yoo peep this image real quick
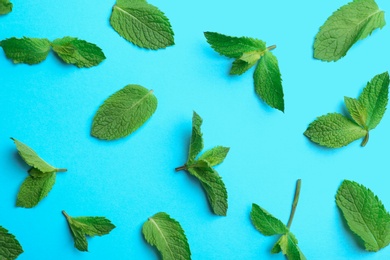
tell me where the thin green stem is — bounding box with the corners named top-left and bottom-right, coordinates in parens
top-left (57, 168), bottom-right (67, 172)
top-left (267, 45), bottom-right (276, 51)
top-left (175, 165), bottom-right (186, 172)
top-left (361, 131), bottom-right (369, 147)
top-left (287, 179), bottom-right (302, 229)
top-left (62, 210), bottom-right (69, 219)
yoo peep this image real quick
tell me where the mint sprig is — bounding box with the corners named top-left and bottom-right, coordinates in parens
top-left (175, 112), bottom-right (229, 216)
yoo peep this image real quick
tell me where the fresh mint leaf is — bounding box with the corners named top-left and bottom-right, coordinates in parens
top-left (175, 112), bottom-right (229, 216)
top-left (0, 37), bottom-right (51, 64)
top-left (304, 72), bottom-right (389, 148)
top-left (358, 72), bottom-right (389, 130)
top-left (198, 146), bottom-right (229, 167)
top-left (11, 138), bottom-right (66, 173)
top-left (254, 51), bottom-right (284, 111)
top-left (0, 0), bottom-right (12, 15)
top-left (336, 180), bottom-right (390, 251)
top-left (51, 37), bottom-right (105, 68)
top-left (62, 211), bottom-right (115, 252)
top-left (91, 84), bottom-right (158, 140)
top-left (142, 212), bottom-right (191, 260)
top-left (314, 0), bottom-right (385, 61)
top-left (110, 0), bottom-right (174, 49)
top-left (204, 32), bottom-right (284, 111)
top-left (0, 226), bottom-right (23, 259)
top-left (304, 113), bottom-right (367, 148)
top-left (251, 180), bottom-right (305, 260)
top-left (16, 171), bottom-right (56, 208)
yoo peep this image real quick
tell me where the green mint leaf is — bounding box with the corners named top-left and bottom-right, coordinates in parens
top-left (198, 146), bottom-right (229, 167)
top-left (0, 226), bottom-right (23, 260)
top-left (344, 97), bottom-right (367, 127)
top-left (0, 0), bottom-right (12, 15)
top-left (16, 171), bottom-right (56, 208)
top-left (11, 138), bottom-right (66, 173)
top-left (188, 160), bottom-right (228, 216)
top-left (250, 203), bottom-right (288, 236)
top-left (358, 72), bottom-right (389, 130)
top-left (62, 211), bottom-right (115, 252)
top-left (187, 111), bottom-right (203, 164)
top-left (314, 0), bottom-right (385, 61)
top-left (304, 113), bottom-right (367, 148)
top-left (204, 32), bottom-right (266, 59)
top-left (0, 37), bottom-right (51, 64)
top-left (254, 51), bottom-right (284, 112)
top-left (142, 212), bottom-right (191, 260)
top-left (271, 232), bottom-right (306, 260)
top-left (91, 84), bottom-right (158, 140)
top-left (336, 180), bottom-right (390, 251)
top-left (229, 59), bottom-right (257, 75)
top-left (51, 37), bottom-right (105, 68)
top-left (110, 0), bottom-right (174, 50)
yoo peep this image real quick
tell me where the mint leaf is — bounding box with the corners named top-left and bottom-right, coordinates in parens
top-left (304, 113), bottom-right (367, 148)
top-left (62, 211), bottom-right (115, 252)
top-left (11, 138), bottom-right (66, 173)
top-left (188, 160), bottom-right (228, 216)
top-left (254, 51), bottom-right (284, 111)
top-left (344, 97), bottom-right (367, 127)
top-left (188, 111), bottom-right (203, 164)
top-left (91, 84), bottom-right (158, 140)
top-left (204, 32), bottom-right (284, 111)
top-left (358, 72), bottom-right (389, 130)
top-left (314, 0), bottom-right (385, 61)
top-left (251, 180), bottom-right (305, 259)
top-left (142, 212), bottom-right (191, 260)
top-left (0, 37), bottom-right (51, 64)
top-left (198, 146), bottom-right (229, 167)
top-left (0, 0), bottom-right (12, 15)
top-left (250, 203), bottom-right (288, 236)
top-left (51, 37), bottom-right (105, 68)
top-left (110, 0), bottom-right (174, 49)
top-left (204, 32), bottom-right (266, 59)
top-left (336, 180), bottom-right (390, 251)
top-left (0, 226), bottom-right (23, 260)
top-left (175, 112), bottom-right (229, 216)
top-left (16, 171), bottom-right (56, 208)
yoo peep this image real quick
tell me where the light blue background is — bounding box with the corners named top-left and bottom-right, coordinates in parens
top-left (1, 0), bottom-right (390, 259)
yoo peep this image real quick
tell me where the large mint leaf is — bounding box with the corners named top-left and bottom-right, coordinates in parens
top-left (0, 37), bottom-right (51, 64)
top-left (0, 226), bottom-right (23, 260)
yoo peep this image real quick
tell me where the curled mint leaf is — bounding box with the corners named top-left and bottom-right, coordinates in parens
top-left (142, 212), bottom-right (191, 260)
top-left (0, 225), bottom-right (23, 259)
top-left (62, 211), bottom-right (115, 252)
top-left (91, 84), bottom-right (158, 140)
top-left (110, 0), bottom-right (174, 49)
top-left (314, 0), bottom-right (385, 61)
top-left (0, 0), bottom-right (12, 15)
top-left (175, 112), bottom-right (229, 216)
top-left (204, 32), bottom-right (284, 111)
top-left (51, 37), bottom-right (105, 68)
top-left (336, 180), bottom-right (390, 251)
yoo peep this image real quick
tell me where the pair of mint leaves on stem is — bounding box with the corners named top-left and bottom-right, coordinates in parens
top-left (305, 72), bottom-right (389, 148)
top-left (0, 225), bottom-right (23, 260)
top-left (205, 32), bottom-right (284, 112)
top-left (11, 138), bottom-right (67, 208)
top-left (337, 180), bottom-right (390, 252)
top-left (314, 0), bottom-right (385, 61)
top-left (0, 37), bottom-right (105, 67)
top-left (175, 112), bottom-right (230, 216)
top-left (251, 180), bottom-right (306, 260)
top-left (110, 0), bottom-right (174, 50)
top-left (0, 0), bottom-right (12, 15)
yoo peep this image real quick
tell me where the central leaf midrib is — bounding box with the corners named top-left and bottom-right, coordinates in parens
top-left (149, 218), bottom-right (175, 258)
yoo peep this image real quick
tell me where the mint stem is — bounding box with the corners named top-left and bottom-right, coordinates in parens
top-left (57, 168), bottom-right (67, 172)
top-left (267, 45), bottom-right (276, 51)
top-left (287, 179), bottom-right (302, 229)
top-left (361, 132), bottom-right (369, 147)
top-left (175, 165), bottom-right (186, 172)
top-left (62, 210), bottom-right (69, 219)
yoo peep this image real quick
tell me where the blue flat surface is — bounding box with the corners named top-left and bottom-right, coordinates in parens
top-left (1, 0), bottom-right (390, 259)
